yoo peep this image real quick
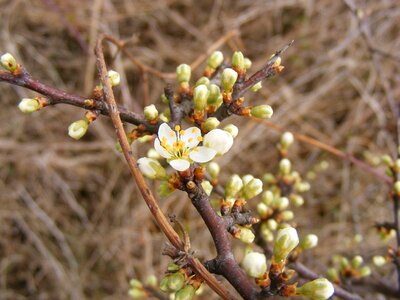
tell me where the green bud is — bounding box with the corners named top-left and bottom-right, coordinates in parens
top-left (208, 84), bottom-right (222, 105)
top-left (225, 174), bottom-right (243, 198)
top-left (273, 226), bottom-right (299, 262)
top-left (206, 162), bottom-right (220, 179)
top-left (266, 219), bottom-right (278, 231)
top-left (207, 51), bottom-right (224, 69)
top-left (137, 157), bottom-right (168, 180)
top-left (242, 174), bottom-right (254, 185)
top-left (159, 276), bottom-right (170, 292)
top-left (176, 64), bottom-right (191, 83)
top-left (372, 255), bottom-right (387, 267)
top-left (203, 117), bottom-right (220, 132)
top-left (129, 279), bottom-right (143, 289)
top-left (167, 272), bottom-right (185, 291)
top-left (250, 81), bottom-right (262, 92)
top-left (0, 53), bottom-right (17, 72)
top-left (359, 266), bottom-right (371, 277)
top-left (144, 104), bottom-right (159, 121)
top-left (242, 178), bottom-right (263, 200)
top-left (146, 275), bottom-right (157, 287)
top-left (279, 158), bottom-right (291, 175)
top-left (300, 234), bottom-right (318, 249)
top-left (221, 68), bottom-right (238, 91)
top-left (223, 124), bottom-right (239, 138)
top-left (257, 203), bottom-right (269, 218)
top-left (351, 255), bottom-right (363, 269)
top-left (68, 120), bottom-right (89, 140)
top-left (193, 84), bottom-right (209, 111)
top-left (161, 93), bottom-right (169, 104)
top-left (326, 268), bottom-right (339, 282)
top-left (128, 288), bottom-right (146, 298)
top-left (18, 98), bottom-right (40, 113)
top-left (261, 223), bottom-right (274, 242)
top-left (296, 278), bottom-right (334, 300)
top-left (244, 57), bottom-right (252, 69)
top-left (262, 190), bottom-right (274, 205)
top-left (281, 132), bottom-right (294, 149)
top-left (201, 180), bottom-right (213, 196)
top-left (263, 173), bottom-right (275, 184)
top-left (394, 181), bottom-right (400, 194)
top-left (290, 194), bottom-right (304, 207)
top-left (195, 76), bottom-right (210, 88)
top-left (295, 181), bottom-right (311, 193)
top-left (250, 105), bottom-right (273, 119)
top-left (339, 257), bottom-right (349, 271)
top-left (238, 226), bottom-right (255, 243)
top-left (232, 51), bottom-right (245, 71)
top-left (242, 251), bottom-right (267, 278)
top-left (107, 70), bottom-right (121, 86)
top-left (281, 210), bottom-right (294, 221)
top-left (175, 285), bottom-right (196, 300)
top-left (272, 197), bottom-right (289, 211)
top-left (159, 112), bottom-right (169, 122)
top-left (167, 262), bottom-right (180, 272)
top-left (382, 154), bottom-right (393, 166)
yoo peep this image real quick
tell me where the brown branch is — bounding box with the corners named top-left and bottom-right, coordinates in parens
top-left (95, 34), bottom-right (233, 300)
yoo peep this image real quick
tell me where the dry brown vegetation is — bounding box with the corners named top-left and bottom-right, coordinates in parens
top-left (1, 0), bottom-right (400, 299)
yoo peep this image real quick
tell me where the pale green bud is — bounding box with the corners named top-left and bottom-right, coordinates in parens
top-left (257, 203), bottom-right (269, 218)
top-left (0, 53), bottom-right (17, 72)
top-left (242, 251), bottom-right (267, 278)
top-left (296, 181), bottom-right (311, 193)
top-left (372, 255), bottom-right (387, 267)
top-left (238, 226), bottom-right (255, 243)
top-left (250, 105), bottom-right (273, 119)
top-left (161, 93), bottom-right (169, 104)
top-left (296, 278), bottom-right (334, 300)
top-left (201, 180), bottom-right (213, 196)
top-left (129, 279), bottom-right (143, 289)
top-left (242, 174), bottom-right (254, 186)
top-left (262, 190), bottom-right (274, 205)
top-left (167, 272), bottom-right (185, 291)
top-left (279, 158), bottom-right (291, 175)
top-left (193, 84), bottom-right (209, 111)
top-left (18, 98), bottom-right (40, 113)
top-left (176, 64), bottom-right (191, 83)
top-left (207, 51), bottom-right (224, 69)
top-left (359, 266), bottom-right (371, 277)
top-left (395, 159), bottom-right (400, 171)
top-left (137, 157), bottom-right (168, 180)
top-left (107, 70), bottom-right (120, 86)
top-left (147, 148), bottom-right (161, 159)
top-left (232, 51), bottom-right (245, 71)
top-left (263, 173), bottom-right (275, 184)
top-left (146, 275), bottom-right (157, 287)
top-left (175, 285), bottom-right (196, 300)
top-left (326, 268), bottom-right (339, 282)
top-left (261, 224), bottom-right (274, 242)
top-left (339, 257), bottom-right (349, 271)
top-left (223, 124), bottom-right (239, 138)
top-left (244, 57), bottom-right (252, 69)
top-left (167, 262), bottom-right (180, 272)
top-left (68, 120), bottom-right (89, 140)
top-left (282, 210), bottom-right (294, 221)
top-left (351, 255), bottom-right (363, 269)
top-left (225, 174), bottom-right (243, 198)
top-left (128, 288), bottom-right (146, 298)
top-left (290, 194), bottom-right (304, 207)
top-left (301, 234), bottom-right (318, 249)
top-left (394, 181), bottom-right (400, 194)
top-left (266, 219), bottom-right (278, 231)
top-left (195, 76), bottom-right (210, 88)
top-left (203, 117), bottom-right (220, 132)
top-left (242, 178), bottom-right (263, 199)
top-left (382, 154), bottom-right (393, 166)
top-left (144, 104), bottom-right (159, 121)
top-left (159, 112), bottom-right (169, 122)
top-left (273, 226), bottom-right (299, 262)
top-left (281, 132), bottom-right (294, 148)
top-left (207, 84), bottom-right (222, 105)
top-left (272, 197), bottom-right (289, 210)
top-left (221, 68), bottom-right (238, 91)
top-left (159, 276), bottom-right (170, 292)
top-left (206, 162), bottom-right (220, 179)
top-left (250, 81), bottom-right (262, 92)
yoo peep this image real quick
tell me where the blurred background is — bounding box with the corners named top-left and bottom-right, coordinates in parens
top-left (1, 0), bottom-right (399, 299)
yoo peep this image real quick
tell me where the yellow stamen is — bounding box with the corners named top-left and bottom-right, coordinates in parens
top-left (169, 131), bottom-right (175, 137)
top-left (175, 125), bottom-right (181, 132)
top-left (188, 138), bottom-right (193, 143)
top-left (191, 128), bottom-right (197, 133)
top-left (197, 136), bottom-right (203, 142)
top-left (180, 130), bottom-right (185, 135)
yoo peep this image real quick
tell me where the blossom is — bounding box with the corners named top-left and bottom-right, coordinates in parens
top-left (154, 123), bottom-right (233, 171)
top-left (296, 278), bottom-right (334, 300)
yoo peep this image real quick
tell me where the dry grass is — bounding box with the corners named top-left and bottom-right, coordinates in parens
top-left (1, 0), bottom-right (399, 299)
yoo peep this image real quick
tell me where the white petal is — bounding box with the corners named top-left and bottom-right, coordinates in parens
top-left (137, 157), bottom-right (156, 178)
top-left (189, 146), bottom-right (216, 163)
top-left (169, 159), bottom-right (190, 171)
top-left (181, 127), bottom-right (201, 149)
top-left (203, 129), bottom-right (233, 155)
top-left (154, 138), bottom-right (171, 159)
top-left (158, 123), bottom-right (176, 146)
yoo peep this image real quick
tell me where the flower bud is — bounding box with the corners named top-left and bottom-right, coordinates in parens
top-left (273, 226), bottom-right (299, 262)
top-left (381, 154), bottom-right (393, 166)
top-left (242, 251), bottom-right (267, 278)
top-left (232, 51), bottom-right (245, 71)
top-left (279, 158), bottom-right (291, 175)
top-left (394, 181), bottom-right (400, 195)
top-left (359, 266), bottom-right (371, 277)
top-left (159, 277), bottom-right (170, 292)
top-left (146, 275), bottom-right (157, 287)
top-left (281, 132), bottom-right (294, 148)
top-left (147, 148), bottom-right (161, 159)
top-left (296, 278), bottom-right (334, 300)
top-left (263, 173), bottom-right (275, 184)
top-left (262, 190), bottom-right (274, 205)
top-left (128, 288), bottom-right (146, 298)
top-left (203, 129), bottom-right (233, 156)
top-left (203, 117), bottom-right (220, 132)
top-left (193, 84), bottom-right (209, 111)
top-left (281, 210), bottom-right (294, 221)
top-left (242, 178), bottom-right (263, 200)
top-left (225, 174), bottom-right (243, 198)
top-left (176, 64), bottom-right (191, 83)
top-left (175, 285), bottom-right (196, 300)
top-left (195, 76), bottom-right (210, 88)
top-left (272, 197), bottom-right (289, 210)
top-left (107, 70), bottom-right (120, 86)
top-left (201, 180), bottom-right (213, 196)
top-left (290, 194), bottom-right (304, 207)
top-left (167, 262), bottom-right (180, 272)
top-left (144, 104), bottom-right (159, 121)
top-left (137, 157), bottom-right (168, 180)
top-left (296, 181), bottom-right (311, 193)
top-left (207, 84), bottom-right (222, 105)
top-left (206, 162), bottom-right (220, 179)
top-left (207, 51), bottom-right (224, 69)
top-left (0, 53), bottom-right (17, 72)
top-left (250, 105), bottom-right (273, 119)
top-left (68, 120), bottom-right (89, 140)
top-left (372, 255), bottom-right (387, 267)
top-left (18, 98), bottom-right (40, 113)
top-left (351, 255), bottom-right (363, 269)
top-left (221, 68), bottom-right (238, 91)
top-left (266, 219), bottom-right (278, 231)
top-left (301, 234), bottom-right (318, 249)
top-left (223, 124), bottom-right (239, 138)
top-left (242, 174), bottom-right (254, 186)
top-left (129, 279), bottom-right (142, 289)
top-left (167, 272), bottom-right (185, 291)
top-left (326, 268), bottom-right (339, 282)
top-left (261, 224), bottom-right (274, 242)
top-left (257, 203), bottom-right (269, 218)
top-left (250, 81), bottom-right (262, 92)
top-left (238, 226), bottom-right (255, 243)
top-left (244, 57), bottom-right (252, 69)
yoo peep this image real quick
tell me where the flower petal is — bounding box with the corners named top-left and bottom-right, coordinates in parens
top-left (181, 127), bottom-right (201, 149)
top-left (169, 159), bottom-right (190, 171)
top-left (189, 146), bottom-right (217, 163)
top-left (203, 129), bottom-right (233, 155)
top-left (154, 139), bottom-right (171, 159)
top-left (158, 123), bottom-right (176, 146)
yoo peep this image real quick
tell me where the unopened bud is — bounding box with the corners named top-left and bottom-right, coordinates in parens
top-left (137, 157), bottom-right (168, 180)
top-left (0, 53), bottom-right (17, 72)
top-left (223, 124), bottom-right (239, 138)
top-left (18, 98), bottom-right (40, 113)
top-left (257, 202), bottom-right (269, 218)
top-left (279, 158), bottom-right (291, 175)
top-left (282, 210), bottom-right (294, 221)
top-left (68, 120), bottom-right (89, 140)
top-left (144, 104), bottom-right (159, 121)
top-left (372, 255), bottom-right (387, 267)
top-left (128, 288), bottom-right (146, 298)
top-left (262, 190), bottom-right (274, 205)
top-left (290, 194), bottom-right (304, 207)
top-left (201, 180), bottom-right (213, 196)
top-left (238, 226), bottom-right (255, 243)
top-left (129, 279), bottom-right (143, 289)
top-left (225, 174), bottom-right (243, 198)
top-left (175, 285), bottom-right (196, 300)
top-left (232, 51), bottom-right (245, 71)
top-left (281, 132), bottom-right (294, 148)
top-left (207, 51), bottom-right (224, 69)
top-left (266, 219), bottom-right (278, 231)
top-left (326, 268), bottom-right (339, 282)
top-left (242, 178), bottom-right (263, 199)
top-left (250, 81), bottom-right (262, 92)
top-left (244, 57), bottom-right (252, 69)
top-left (250, 105), bottom-right (273, 119)
top-left (242, 252), bottom-right (267, 278)
top-left (273, 197), bottom-right (289, 210)
top-left (221, 68), bottom-right (238, 91)
top-left (107, 70), bottom-right (120, 86)
top-left (208, 84), bottom-right (222, 105)
top-left (193, 84), bottom-right (209, 111)
top-left (359, 266), bottom-right (371, 277)
top-left (301, 234), bottom-right (318, 249)
top-left (381, 154), bottom-right (393, 166)
top-left (273, 226), bottom-right (299, 262)
top-left (176, 64), bottom-right (191, 83)
top-left (296, 181), bottom-right (311, 193)
top-left (263, 173), bottom-right (275, 184)
top-left (351, 255), bottom-right (363, 269)
top-left (146, 275), bottom-right (157, 287)
top-left (207, 162), bottom-right (220, 179)
top-left (394, 181), bottom-right (400, 195)
top-left (296, 278), bottom-right (334, 300)
top-left (261, 224), bottom-right (274, 242)
top-left (195, 76), bottom-right (210, 88)
top-left (242, 174), bottom-right (254, 185)
top-left (167, 272), bottom-right (185, 291)
top-left (203, 117), bottom-right (220, 132)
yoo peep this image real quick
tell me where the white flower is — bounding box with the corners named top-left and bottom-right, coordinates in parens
top-left (296, 278), bottom-right (334, 300)
top-left (155, 123), bottom-right (232, 172)
top-left (242, 251), bottom-right (267, 278)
